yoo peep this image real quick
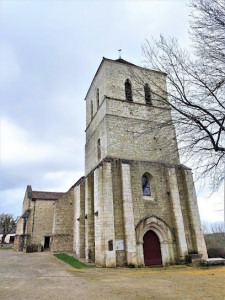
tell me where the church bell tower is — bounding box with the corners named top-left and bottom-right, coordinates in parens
top-left (83, 57), bottom-right (207, 267)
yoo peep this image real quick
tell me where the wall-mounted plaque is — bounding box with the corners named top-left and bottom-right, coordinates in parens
top-left (115, 239), bottom-right (124, 251)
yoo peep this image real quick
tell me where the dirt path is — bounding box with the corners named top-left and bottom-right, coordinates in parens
top-left (0, 250), bottom-right (224, 300)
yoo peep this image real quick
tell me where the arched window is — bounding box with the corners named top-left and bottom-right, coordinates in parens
top-left (91, 101), bottom-right (93, 119)
top-left (142, 174), bottom-right (151, 196)
top-left (144, 83), bottom-right (152, 105)
top-left (97, 138), bottom-right (101, 160)
top-left (125, 79), bottom-right (133, 101)
top-left (96, 88), bottom-right (99, 109)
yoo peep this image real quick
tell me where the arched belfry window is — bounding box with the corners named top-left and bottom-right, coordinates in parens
top-left (144, 83), bottom-right (152, 105)
top-left (97, 138), bottom-right (101, 160)
top-left (125, 79), bottom-right (133, 101)
top-left (142, 174), bottom-right (151, 196)
top-left (91, 101), bottom-right (93, 119)
top-left (96, 88), bottom-right (99, 109)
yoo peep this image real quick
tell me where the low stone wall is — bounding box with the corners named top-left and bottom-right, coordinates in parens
top-left (1, 243), bottom-right (14, 248)
top-left (51, 234), bottom-right (73, 252)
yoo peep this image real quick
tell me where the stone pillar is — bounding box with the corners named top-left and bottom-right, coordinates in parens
top-left (80, 180), bottom-right (86, 258)
top-left (94, 166), bottom-right (105, 266)
top-left (121, 163), bottom-right (138, 266)
top-left (74, 183), bottom-right (85, 258)
top-left (183, 168), bottom-right (208, 259)
top-left (74, 185), bottom-right (80, 257)
top-left (136, 243), bottom-right (145, 267)
top-left (167, 167), bottom-right (188, 260)
top-left (102, 162), bottom-right (116, 267)
top-left (85, 175), bottom-right (95, 262)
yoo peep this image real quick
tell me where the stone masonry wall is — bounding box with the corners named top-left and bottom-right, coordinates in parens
top-left (167, 167), bottom-right (188, 260)
top-left (176, 167), bottom-right (197, 253)
top-left (121, 163), bottom-right (138, 266)
top-left (74, 179), bottom-right (85, 258)
top-left (51, 187), bottom-right (75, 252)
top-left (180, 168), bottom-right (208, 259)
top-left (14, 188), bottom-right (33, 251)
top-left (85, 117), bottom-right (108, 175)
top-left (104, 59), bottom-right (168, 107)
top-left (85, 58), bottom-right (180, 176)
top-left (86, 99), bottom-right (107, 142)
top-left (101, 158), bottom-right (206, 264)
top-left (21, 186), bottom-right (32, 214)
top-left (92, 162), bottom-right (116, 267)
top-left (111, 160), bottom-right (126, 266)
top-left (129, 160), bottom-right (174, 228)
top-left (32, 200), bottom-right (55, 245)
top-left (24, 202), bottom-right (34, 243)
top-left (106, 113), bottom-right (179, 164)
top-left (85, 173), bottom-right (95, 262)
top-left (85, 60), bottom-right (106, 127)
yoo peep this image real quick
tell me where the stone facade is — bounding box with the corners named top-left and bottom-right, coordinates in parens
top-left (14, 186), bottom-right (64, 251)
top-left (15, 57), bottom-right (207, 266)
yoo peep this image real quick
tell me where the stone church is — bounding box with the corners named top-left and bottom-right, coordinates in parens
top-left (14, 57), bottom-right (208, 267)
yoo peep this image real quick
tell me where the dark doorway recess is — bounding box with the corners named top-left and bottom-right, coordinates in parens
top-left (44, 236), bottom-right (51, 249)
top-left (143, 230), bottom-right (162, 266)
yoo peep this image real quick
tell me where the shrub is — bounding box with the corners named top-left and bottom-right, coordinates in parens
top-left (207, 247), bottom-right (225, 258)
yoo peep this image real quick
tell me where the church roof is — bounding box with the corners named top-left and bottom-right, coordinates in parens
top-left (114, 58), bottom-right (137, 66)
top-left (32, 191), bottom-right (65, 200)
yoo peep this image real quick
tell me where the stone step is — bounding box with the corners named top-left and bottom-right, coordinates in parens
top-left (202, 258), bottom-right (225, 266)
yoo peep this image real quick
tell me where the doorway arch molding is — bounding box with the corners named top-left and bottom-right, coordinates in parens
top-left (135, 215), bottom-right (175, 266)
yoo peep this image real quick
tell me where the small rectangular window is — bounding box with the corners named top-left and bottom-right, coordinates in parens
top-left (108, 240), bottom-right (113, 251)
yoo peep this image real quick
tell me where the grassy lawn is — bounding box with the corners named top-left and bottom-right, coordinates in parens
top-left (0, 248), bottom-right (13, 250)
top-left (54, 253), bottom-right (95, 269)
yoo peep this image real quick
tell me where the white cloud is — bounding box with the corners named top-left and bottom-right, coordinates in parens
top-left (44, 170), bottom-right (83, 191)
top-left (1, 117), bottom-right (84, 165)
top-left (1, 118), bottom-right (52, 164)
top-left (198, 186), bottom-right (224, 222)
top-left (0, 188), bottom-right (25, 218)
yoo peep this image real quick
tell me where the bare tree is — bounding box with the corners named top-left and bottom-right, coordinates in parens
top-left (0, 214), bottom-right (18, 244)
top-left (189, 0), bottom-right (225, 71)
top-left (130, 0), bottom-right (224, 190)
top-left (202, 221), bottom-right (225, 234)
top-left (210, 221), bottom-right (225, 234)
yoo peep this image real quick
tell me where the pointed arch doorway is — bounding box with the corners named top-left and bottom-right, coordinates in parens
top-left (143, 230), bottom-right (162, 266)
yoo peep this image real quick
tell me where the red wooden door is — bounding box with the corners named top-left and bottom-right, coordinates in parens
top-left (143, 230), bottom-right (162, 266)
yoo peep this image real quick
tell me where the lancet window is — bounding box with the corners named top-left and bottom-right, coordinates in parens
top-left (125, 79), bottom-right (133, 101)
top-left (144, 83), bottom-right (152, 105)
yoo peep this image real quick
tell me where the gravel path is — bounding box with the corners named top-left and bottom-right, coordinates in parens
top-left (0, 250), bottom-right (224, 300)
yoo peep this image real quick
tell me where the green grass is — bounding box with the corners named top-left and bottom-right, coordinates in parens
top-left (54, 253), bottom-right (95, 269)
top-left (0, 247), bottom-right (13, 250)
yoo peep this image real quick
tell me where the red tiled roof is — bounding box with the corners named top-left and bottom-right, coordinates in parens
top-left (32, 191), bottom-right (65, 200)
top-left (114, 58), bottom-right (137, 66)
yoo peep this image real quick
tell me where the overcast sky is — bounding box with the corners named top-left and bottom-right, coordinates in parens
top-left (0, 0), bottom-right (223, 223)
